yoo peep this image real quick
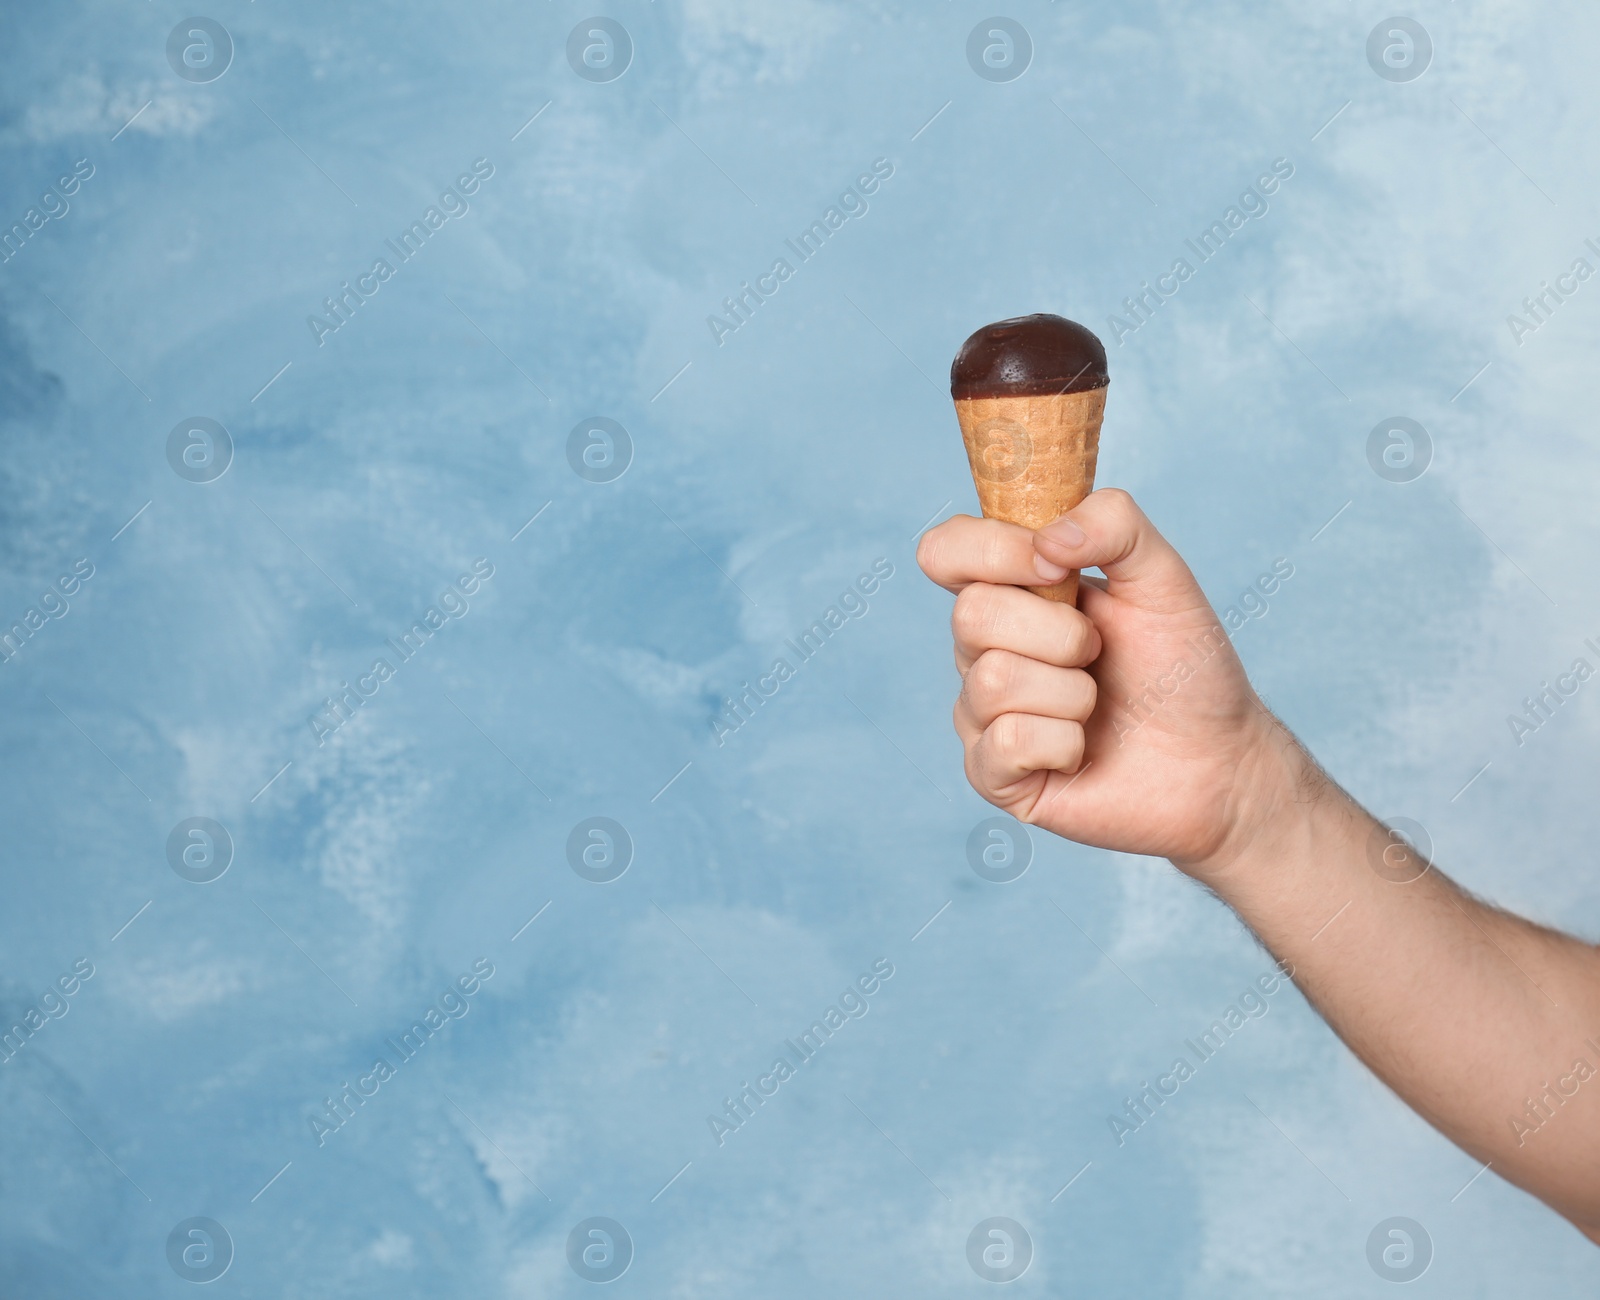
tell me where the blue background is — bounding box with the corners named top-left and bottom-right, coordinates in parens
top-left (3, 1), bottom-right (1599, 1294)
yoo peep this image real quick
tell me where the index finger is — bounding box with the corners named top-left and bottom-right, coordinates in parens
top-left (917, 514), bottom-right (1059, 593)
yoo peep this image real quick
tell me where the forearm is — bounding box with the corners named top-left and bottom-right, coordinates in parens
top-left (1192, 723), bottom-right (1600, 1235)
top-left (921, 495), bottom-right (1600, 1233)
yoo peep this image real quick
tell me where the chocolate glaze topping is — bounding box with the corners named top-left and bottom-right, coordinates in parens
top-left (950, 314), bottom-right (1108, 399)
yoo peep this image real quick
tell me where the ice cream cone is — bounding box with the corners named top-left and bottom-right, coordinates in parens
top-left (949, 314), bottom-right (1109, 606)
top-left (953, 389), bottom-right (1104, 603)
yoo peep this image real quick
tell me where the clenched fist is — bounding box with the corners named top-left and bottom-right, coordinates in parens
top-left (917, 488), bottom-right (1301, 877)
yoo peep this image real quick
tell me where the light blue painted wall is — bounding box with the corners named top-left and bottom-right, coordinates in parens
top-left (2, 2), bottom-right (1598, 1294)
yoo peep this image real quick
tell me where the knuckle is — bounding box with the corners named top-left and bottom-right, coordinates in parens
top-left (951, 584), bottom-right (998, 644)
top-left (979, 528), bottom-right (1011, 574)
top-left (987, 710), bottom-right (1027, 755)
top-left (965, 650), bottom-right (1013, 708)
top-left (1077, 672), bottom-right (1099, 716)
top-left (1062, 609), bottom-right (1100, 663)
top-left (1068, 735), bottom-right (1087, 771)
top-left (1058, 668), bottom-right (1095, 718)
top-left (1048, 724), bottom-right (1086, 776)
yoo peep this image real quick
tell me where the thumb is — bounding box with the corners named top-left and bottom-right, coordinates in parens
top-left (1034, 488), bottom-right (1200, 610)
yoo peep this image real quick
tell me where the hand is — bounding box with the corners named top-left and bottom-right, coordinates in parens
top-left (916, 488), bottom-right (1298, 874)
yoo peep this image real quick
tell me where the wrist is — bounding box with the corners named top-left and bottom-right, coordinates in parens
top-left (1174, 710), bottom-right (1347, 891)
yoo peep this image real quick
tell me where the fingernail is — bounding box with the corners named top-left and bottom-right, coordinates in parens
top-left (1040, 516), bottom-right (1086, 548)
top-left (1033, 554), bottom-right (1069, 582)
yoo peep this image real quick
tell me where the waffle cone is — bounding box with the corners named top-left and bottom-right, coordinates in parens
top-left (954, 388), bottom-right (1105, 604)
